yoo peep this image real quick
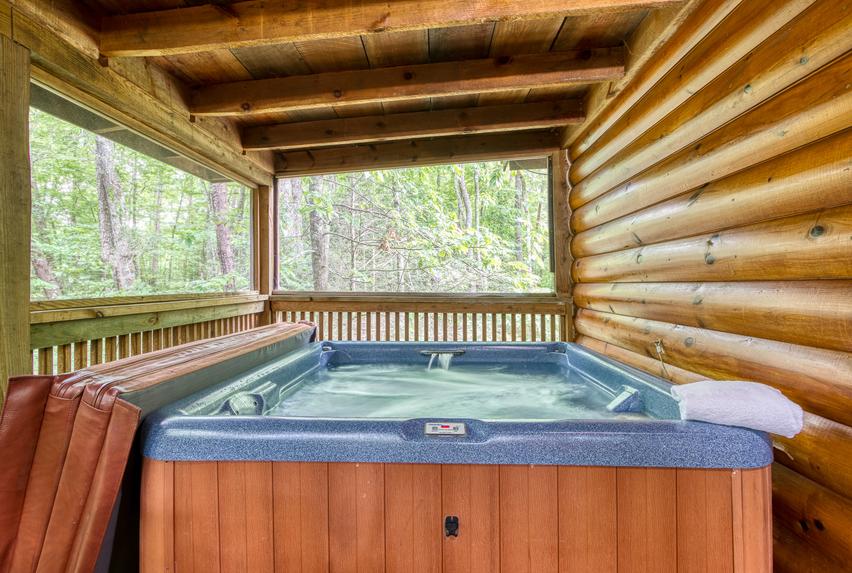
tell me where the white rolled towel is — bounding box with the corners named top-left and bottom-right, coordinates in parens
top-left (671, 380), bottom-right (803, 438)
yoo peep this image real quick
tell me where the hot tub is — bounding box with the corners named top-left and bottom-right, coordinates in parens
top-left (138, 341), bottom-right (773, 572)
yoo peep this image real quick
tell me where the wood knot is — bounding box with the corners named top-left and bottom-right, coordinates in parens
top-left (240, 102), bottom-right (251, 111)
top-left (809, 225), bottom-right (825, 238)
top-left (333, 89), bottom-right (343, 98)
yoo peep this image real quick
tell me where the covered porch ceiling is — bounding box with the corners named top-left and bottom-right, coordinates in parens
top-left (30, 0), bottom-right (695, 180)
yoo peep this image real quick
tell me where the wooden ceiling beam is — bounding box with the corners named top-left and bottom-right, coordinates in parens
top-left (100, 0), bottom-right (684, 57)
top-left (194, 49), bottom-right (623, 117)
top-left (275, 130), bottom-right (562, 176)
top-left (243, 100), bottom-right (584, 150)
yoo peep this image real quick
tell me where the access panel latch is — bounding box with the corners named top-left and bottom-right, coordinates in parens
top-left (445, 515), bottom-right (459, 537)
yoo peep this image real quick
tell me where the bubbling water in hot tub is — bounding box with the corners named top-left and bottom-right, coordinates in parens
top-left (266, 361), bottom-right (641, 421)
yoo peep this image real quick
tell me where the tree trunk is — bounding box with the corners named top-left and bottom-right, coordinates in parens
top-left (349, 176), bottom-right (358, 291)
top-left (208, 182), bottom-right (236, 289)
top-left (454, 168), bottom-right (472, 229)
top-left (32, 252), bottom-right (62, 299)
top-left (307, 177), bottom-right (329, 290)
top-left (391, 181), bottom-right (406, 292)
top-left (150, 182), bottom-right (163, 285)
top-left (472, 164), bottom-right (485, 291)
top-left (95, 136), bottom-right (136, 290)
top-left (279, 177), bottom-right (304, 255)
top-left (513, 171), bottom-right (528, 264)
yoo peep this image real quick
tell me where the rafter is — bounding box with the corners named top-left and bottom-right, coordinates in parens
top-left (100, 0), bottom-right (684, 57)
top-left (194, 49), bottom-right (623, 116)
top-left (274, 131), bottom-right (562, 176)
top-left (243, 100), bottom-right (584, 151)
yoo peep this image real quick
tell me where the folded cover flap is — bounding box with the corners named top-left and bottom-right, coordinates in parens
top-left (0, 376), bottom-right (53, 572)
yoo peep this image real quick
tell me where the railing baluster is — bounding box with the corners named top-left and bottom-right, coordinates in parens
top-left (56, 344), bottom-right (70, 373)
top-left (73, 341), bottom-right (86, 370)
top-left (90, 339), bottom-right (102, 366)
top-left (38, 347), bottom-right (53, 375)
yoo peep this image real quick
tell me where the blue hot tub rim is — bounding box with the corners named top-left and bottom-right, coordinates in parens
top-left (137, 341), bottom-right (773, 469)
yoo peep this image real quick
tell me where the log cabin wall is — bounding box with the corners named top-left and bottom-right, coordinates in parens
top-left (563, 0), bottom-right (852, 571)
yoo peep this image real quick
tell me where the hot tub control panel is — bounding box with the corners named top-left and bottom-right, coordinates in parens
top-left (424, 422), bottom-right (467, 436)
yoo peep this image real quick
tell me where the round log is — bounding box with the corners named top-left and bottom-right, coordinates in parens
top-left (772, 462), bottom-right (852, 564)
top-left (577, 335), bottom-right (705, 384)
top-left (570, 55), bottom-right (852, 226)
top-left (773, 519), bottom-right (847, 573)
top-left (573, 281), bottom-right (852, 353)
top-left (579, 335), bottom-right (852, 499)
top-left (574, 309), bottom-right (852, 427)
top-left (569, 0), bottom-right (745, 161)
top-left (572, 204), bottom-right (852, 283)
top-left (572, 130), bottom-right (852, 257)
top-left (775, 413), bottom-right (852, 505)
top-left (571, 0), bottom-right (844, 188)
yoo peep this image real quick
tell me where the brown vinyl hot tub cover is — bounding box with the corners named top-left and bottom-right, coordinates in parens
top-left (0, 322), bottom-right (315, 573)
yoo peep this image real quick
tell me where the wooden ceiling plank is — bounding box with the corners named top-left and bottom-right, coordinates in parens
top-left (274, 130), bottom-right (562, 176)
top-left (428, 23), bottom-right (496, 110)
top-left (478, 17), bottom-right (566, 106)
top-left (192, 48), bottom-right (624, 116)
top-left (552, 10), bottom-right (647, 50)
top-left (99, 0), bottom-right (683, 57)
top-left (291, 34), bottom-right (384, 117)
top-left (158, 49), bottom-right (254, 86)
top-left (230, 43), bottom-right (313, 78)
top-left (243, 100), bottom-right (585, 150)
top-left (362, 29), bottom-right (431, 113)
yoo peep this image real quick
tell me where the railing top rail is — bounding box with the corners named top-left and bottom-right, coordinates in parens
top-left (271, 292), bottom-right (567, 302)
top-left (31, 293), bottom-right (267, 324)
top-left (30, 291), bottom-right (262, 312)
top-left (270, 293), bottom-right (570, 314)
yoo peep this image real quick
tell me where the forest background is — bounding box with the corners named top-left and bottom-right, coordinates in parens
top-left (30, 109), bottom-right (553, 300)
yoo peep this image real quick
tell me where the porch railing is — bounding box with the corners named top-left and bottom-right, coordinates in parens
top-left (29, 292), bottom-right (574, 375)
top-left (270, 294), bottom-right (573, 343)
top-left (29, 293), bottom-right (265, 375)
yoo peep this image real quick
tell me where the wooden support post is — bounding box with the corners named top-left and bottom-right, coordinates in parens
top-left (254, 182), bottom-right (276, 324)
top-left (551, 150), bottom-right (574, 341)
top-left (0, 32), bottom-right (32, 404)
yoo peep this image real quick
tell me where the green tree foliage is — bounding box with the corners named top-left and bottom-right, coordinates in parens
top-left (278, 162), bottom-right (553, 293)
top-left (29, 109), bottom-right (250, 300)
